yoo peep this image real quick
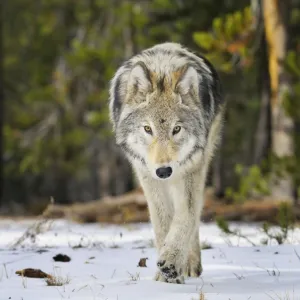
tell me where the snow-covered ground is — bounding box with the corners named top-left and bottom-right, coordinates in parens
top-left (0, 219), bottom-right (300, 300)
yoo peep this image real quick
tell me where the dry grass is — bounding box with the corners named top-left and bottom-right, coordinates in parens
top-left (192, 292), bottom-right (206, 300)
top-left (266, 290), bottom-right (299, 300)
top-left (127, 271), bottom-right (140, 282)
top-left (45, 274), bottom-right (71, 286)
top-left (199, 292), bottom-right (205, 300)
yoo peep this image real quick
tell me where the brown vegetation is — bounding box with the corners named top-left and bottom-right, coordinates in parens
top-left (16, 268), bottom-right (52, 279)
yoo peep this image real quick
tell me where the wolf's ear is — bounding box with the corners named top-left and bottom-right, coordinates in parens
top-left (126, 62), bottom-right (153, 98)
top-left (174, 66), bottom-right (199, 96)
top-left (109, 61), bottom-right (152, 126)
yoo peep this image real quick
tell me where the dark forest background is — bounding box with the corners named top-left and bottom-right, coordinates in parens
top-left (1, 0), bottom-right (300, 215)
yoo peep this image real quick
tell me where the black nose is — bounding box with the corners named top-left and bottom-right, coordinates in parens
top-left (156, 167), bottom-right (173, 179)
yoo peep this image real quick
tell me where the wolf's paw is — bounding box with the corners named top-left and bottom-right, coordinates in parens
top-left (185, 253), bottom-right (203, 277)
top-left (157, 249), bottom-right (185, 282)
top-left (185, 260), bottom-right (202, 277)
top-left (154, 271), bottom-right (167, 282)
top-left (167, 275), bottom-right (184, 284)
top-left (154, 271), bottom-right (184, 284)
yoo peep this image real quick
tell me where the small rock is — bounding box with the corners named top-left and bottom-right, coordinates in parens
top-left (53, 254), bottom-right (71, 262)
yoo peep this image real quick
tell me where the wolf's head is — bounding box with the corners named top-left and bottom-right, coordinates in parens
top-left (109, 43), bottom-right (223, 180)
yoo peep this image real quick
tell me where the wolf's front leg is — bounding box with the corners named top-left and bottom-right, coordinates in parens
top-left (137, 174), bottom-right (173, 281)
top-left (139, 177), bottom-right (173, 249)
top-left (142, 181), bottom-right (174, 282)
top-left (157, 174), bottom-right (203, 284)
top-left (157, 212), bottom-right (194, 284)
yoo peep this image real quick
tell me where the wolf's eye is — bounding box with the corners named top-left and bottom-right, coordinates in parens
top-left (144, 125), bottom-right (152, 134)
top-left (173, 126), bottom-right (181, 135)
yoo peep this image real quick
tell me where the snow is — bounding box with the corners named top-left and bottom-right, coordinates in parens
top-left (0, 219), bottom-right (300, 300)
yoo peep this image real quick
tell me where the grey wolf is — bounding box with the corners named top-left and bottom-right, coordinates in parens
top-left (109, 42), bottom-right (225, 284)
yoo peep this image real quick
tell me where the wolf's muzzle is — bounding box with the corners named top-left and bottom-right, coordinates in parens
top-left (156, 167), bottom-right (172, 179)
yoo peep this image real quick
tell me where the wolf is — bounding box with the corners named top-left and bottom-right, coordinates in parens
top-left (109, 42), bottom-right (225, 284)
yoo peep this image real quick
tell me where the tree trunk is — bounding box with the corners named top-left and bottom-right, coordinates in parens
top-left (253, 30), bottom-right (271, 165)
top-left (0, 1), bottom-right (4, 207)
top-left (263, 0), bottom-right (295, 201)
top-left (212, 136), bottom-right (225, 199)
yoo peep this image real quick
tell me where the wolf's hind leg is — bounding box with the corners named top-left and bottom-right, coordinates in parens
top-left (185, 228), bottom-right (202, 277)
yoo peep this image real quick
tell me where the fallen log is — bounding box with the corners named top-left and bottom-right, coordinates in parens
top-left (44, 188), bottom-right (300, 224)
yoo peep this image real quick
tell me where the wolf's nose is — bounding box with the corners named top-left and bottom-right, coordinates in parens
top-left (156, 167), bottom-right (172, 179)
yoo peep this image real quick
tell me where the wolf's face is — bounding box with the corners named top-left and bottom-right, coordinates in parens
top-left (109, 43), bottom-right (223, 180)
top-left (119, 89), bottom-right (207, 179)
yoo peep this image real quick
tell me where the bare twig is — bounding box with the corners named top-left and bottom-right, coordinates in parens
top-left (10, 198), bottom-right (54, 248)
top-left (294, 248), bottom-right (300, 262)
